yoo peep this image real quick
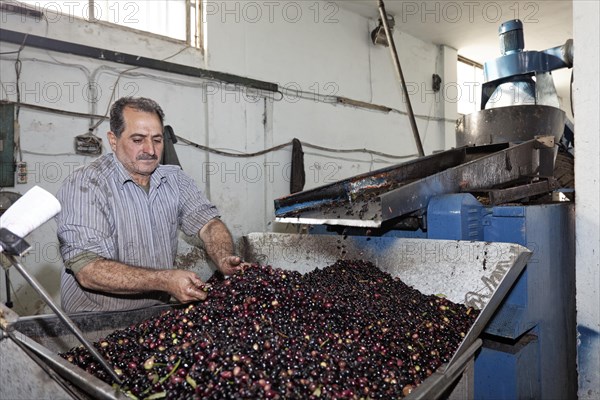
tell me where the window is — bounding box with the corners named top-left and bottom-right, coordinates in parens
top-left (17, 0), bottom-right (202, 47)
top-left (456, 56), bottom-right (484, 115)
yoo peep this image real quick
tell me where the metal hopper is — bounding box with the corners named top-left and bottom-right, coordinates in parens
top-left (2, 234), bottom-right (530, 400)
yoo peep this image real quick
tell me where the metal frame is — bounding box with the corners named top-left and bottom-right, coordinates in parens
top-left (275, 137), bottom-right (555, 228)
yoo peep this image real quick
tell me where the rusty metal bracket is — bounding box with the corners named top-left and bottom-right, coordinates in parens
top-left (485, 178), bottom-right (559, 205)
top-left (0, 303), bottom-right (19, 334)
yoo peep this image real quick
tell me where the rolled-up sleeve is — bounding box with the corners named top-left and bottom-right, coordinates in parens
top-left (176, 170), bottom-right (220, 236)
top-left (56, 172), bottom-right (116, 268)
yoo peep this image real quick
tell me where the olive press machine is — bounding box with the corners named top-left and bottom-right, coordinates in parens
top-left (274, 19), bottom-right (576, 400)
top-left (0, 19), bottom-right (575, 400)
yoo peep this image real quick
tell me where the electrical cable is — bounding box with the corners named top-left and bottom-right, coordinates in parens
top-left (1, 53), bottom-right (453, 124)
top-left (93, 66), bottom-right (208, 91)
top-left (277, 85), bottom-right (455, 123)
top-left (14, 58), bottom-right (22, 120)
top-left (22, 149), bottom-right (81, 157)
top-left (0, 56), bottom-right (91, 77)
top-left (420, 94), bottom-right (436, 146)
top-left (8, 99), bottom-right (416, 161)
top-left (0, 50), bottom-right (23, 55)
top-left (3, 37), bottom-right (428, 162)
top-left (175, 135), bottom-right (416, 160)
top-left (13, 35), bottom-right (27, 163)
top-left (11, 33), bottom-right (27, 115)
top-left (302, 141), bottom-right (416, 159)
top-left (7, 101), bottom-right (107, 120)
top-left (302, 150), bottom-right (401, 166)
top-left (88, 44), bottom-right (192, 133)
top-left (175, 136), bottom-right (291, 158)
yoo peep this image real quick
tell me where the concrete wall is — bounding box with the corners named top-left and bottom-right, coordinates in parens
top-left (573, 2), bottom-right (600, 399)
top-left (0, 1), bottom-right (452, 314)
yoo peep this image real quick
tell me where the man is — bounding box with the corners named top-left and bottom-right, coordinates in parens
top-left (56, 97), bottom-right (242, 313)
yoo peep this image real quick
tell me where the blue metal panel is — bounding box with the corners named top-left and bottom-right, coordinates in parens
top-left (424, 196), bottom-right (575, 399)
top-left (491, 207), bottom-right (526, 218)
top-left (427, 194), bottom-right (484, 240)
top-left (429, 197), bottom-right (533, 339)
top-left (484, 50), bottom-right (571, 82)
top-left (477, 203), bottom-right (576, 400)
top-left (482, 207), bottom-right (531, 337)
top-left (475, 335), bottom-right (540, 400)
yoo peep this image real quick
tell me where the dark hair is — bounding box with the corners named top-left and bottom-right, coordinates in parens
top-left (109, 97), bottom-right (165, 137)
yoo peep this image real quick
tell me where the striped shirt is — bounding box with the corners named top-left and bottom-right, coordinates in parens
top-left (56, 153), bottom-right (219, 313)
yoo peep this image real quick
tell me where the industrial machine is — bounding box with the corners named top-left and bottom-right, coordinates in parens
top-left (274, 19), bottom-right (576, 400)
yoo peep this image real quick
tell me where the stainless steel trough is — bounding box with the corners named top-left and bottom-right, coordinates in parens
top-left (3, 305), bottom-right (173, 400)
top-left (2, 234), bottom-right (530, 400)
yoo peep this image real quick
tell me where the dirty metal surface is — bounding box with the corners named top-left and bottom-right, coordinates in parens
top-left (274, 148), bottom-right (466, 227)
top-left (0, 334), bottom-right (79, 400)
top-left (10, 332), bottom-right (124, 400)
top-left (4, 306), bottom-right (174, 399)
top-left (4, 234), bottom-right (529, 400)
top-left (380, 137), bottom-right (554, 221)
top-left (276, 138), bottom-right (553, 228)
top-left (456, 105), bottom-right (566, 147)
top-left (485, 178), bottom-right (559, 205)
top-left (13, 305), bottom-right (173, 353)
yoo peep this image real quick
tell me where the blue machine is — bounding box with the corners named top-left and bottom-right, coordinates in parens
top-left (448, 24), bottom-right (577, 397)
top-left (427, 194), bottom-right (576, 399)
top-left (481, 19), bottom-right (573, 111)
top-left (456, 19), bottom-right (574, 150)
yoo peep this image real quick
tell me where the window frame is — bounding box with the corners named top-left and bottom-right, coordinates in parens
top-left (456, 55), bottom-right (484, 116)
top-left (16, 0), bottom-right (203, 50)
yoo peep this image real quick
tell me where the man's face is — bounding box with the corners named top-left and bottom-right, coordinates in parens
top-left (108, 106), bottom-right (164, 182)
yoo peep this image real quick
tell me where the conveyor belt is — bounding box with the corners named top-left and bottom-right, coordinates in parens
top-left (275, 137), bottom-right (555, 227)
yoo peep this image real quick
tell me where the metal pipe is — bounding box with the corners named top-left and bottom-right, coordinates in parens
top-left (185, 0), bottom-right (191, 46)
top-left (377, 0), bottom-right (425, 157)
top-left (5, 254), bottom-right (123, 386)
top-left (543, 39), bottom-right (574, 68)
top-left (88, 0), bottom-right (94, 21)
top-left (195, 0), bottom-right (202, 48)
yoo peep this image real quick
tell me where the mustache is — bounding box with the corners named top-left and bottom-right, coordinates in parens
top-left (137, 153), bottom-right (158, 161)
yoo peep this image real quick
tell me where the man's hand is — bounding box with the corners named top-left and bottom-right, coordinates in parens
top-left (218, 255), bottom-right (250, 276)
top-left (163, 270), bottom-right (208, 303)
top-left (199, 218), bottom-right (248, 276)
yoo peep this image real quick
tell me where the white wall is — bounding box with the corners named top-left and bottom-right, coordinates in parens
top-left (574, 1), bottom-right (600, 399)
top-left (0, 1), bottom-right (450, 314)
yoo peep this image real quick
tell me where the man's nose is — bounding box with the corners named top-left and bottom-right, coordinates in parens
top-left (143, 139), bottom-right (156, 155)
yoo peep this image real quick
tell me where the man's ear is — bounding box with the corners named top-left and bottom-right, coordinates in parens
top-left (107, 131), bottom-right (118, 152)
